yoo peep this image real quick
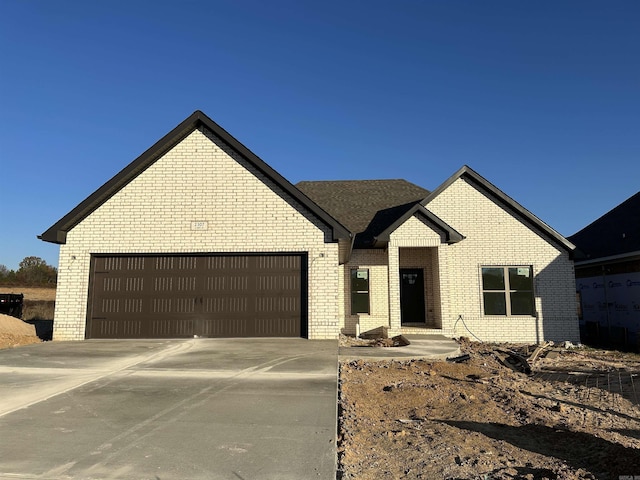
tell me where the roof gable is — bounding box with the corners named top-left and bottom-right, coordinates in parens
top-left (422, 165), bottom-right (575, 253)
top-left (374, 204), bottom-right (464, 247)
top-left (39, 111), bottom-right (350, 244)
top-left (569, 191), bottom-right (640, 260)
top-left (296, 179), bottom-right (429, 248)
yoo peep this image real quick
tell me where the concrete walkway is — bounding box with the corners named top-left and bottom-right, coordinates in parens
top-left (339, 334), bottom-right (460, 362)
top-left (0, 339), bottom-right (337, 480)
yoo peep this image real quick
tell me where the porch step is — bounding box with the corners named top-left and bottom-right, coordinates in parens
top-left (400, 326), bottom-right (447, 336)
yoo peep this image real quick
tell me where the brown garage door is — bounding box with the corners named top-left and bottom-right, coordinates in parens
top-left (87, 254), bottom-right (306, 339)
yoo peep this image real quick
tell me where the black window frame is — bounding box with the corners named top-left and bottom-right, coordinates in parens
top-left (481, 266), bottom-right (535, 316)
top-left (350, 268), bottom-right (370, 314)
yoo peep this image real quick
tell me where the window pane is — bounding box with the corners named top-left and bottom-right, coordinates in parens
top-left (510, 292), bottom-right (534, 315)
top-left (352, 277), bottom-right (369, 292)
top-left (351, 292), bottom-right (369, 314)
top-left (351, 269), bottom-right (369, 292)
top-left (482, 268), bottom-right (504, 290)
top-left (483, 292), bottom-right (506, 315)
top-left (509, 267), bottom-right (533, 290)
top-left (351, 269), bottom-right (370, 314)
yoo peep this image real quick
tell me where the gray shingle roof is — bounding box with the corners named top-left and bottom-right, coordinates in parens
top-left (296, 179), bottom-right (429, 247)
top-left (569, 191), bottom-right (640, 260)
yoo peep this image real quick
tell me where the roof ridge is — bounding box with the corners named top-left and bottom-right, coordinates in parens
top-left (296, 178), bottom-right (420, 184)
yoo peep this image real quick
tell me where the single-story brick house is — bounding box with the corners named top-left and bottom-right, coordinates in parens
top-left (40, 110), bottom-right (580, 343)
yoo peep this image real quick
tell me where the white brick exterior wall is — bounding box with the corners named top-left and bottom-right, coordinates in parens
top-left (426, 178), bottom-right (579, 343)
top-left (390, 215), bottom-right (443, 247)
top-left (52, 129), bottom-right (578, 345)
top-left (53, 128), bottom-right (341, 340)
top-left (343, 249), bottom-right (389, 335)
top-left (339, 178), bottom-right (579, 344)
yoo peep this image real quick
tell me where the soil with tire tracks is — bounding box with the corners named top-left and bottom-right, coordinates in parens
top-left (338, 339), bottom-right (640, 480)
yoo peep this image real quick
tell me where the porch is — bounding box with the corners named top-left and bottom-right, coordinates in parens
top-left (345, 245), bottom-right (448, 339)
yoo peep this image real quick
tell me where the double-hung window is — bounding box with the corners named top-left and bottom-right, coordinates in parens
top-left (481, 266), bottom-right (534, 316)
top-left (351, 268), bottom-right (370, 314)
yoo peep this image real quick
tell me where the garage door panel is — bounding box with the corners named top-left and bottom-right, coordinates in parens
top-left (151, 318), bottom-right (194, 337)
top-left (199, 318), bottom-right (248, 337)
top-left (203, 296), bottom-right (249, 314)
top-left (96, 319), bottom-right (118, 337)
top-left (123, 319), bottom-right (143, 337)
top-left (87, 254), bottom-right (305, 339)
top-left (254, 317), bottom-right (298, 336)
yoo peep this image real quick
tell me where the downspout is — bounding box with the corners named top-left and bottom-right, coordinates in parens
top-left (346, 233), bottom-right (355, 264)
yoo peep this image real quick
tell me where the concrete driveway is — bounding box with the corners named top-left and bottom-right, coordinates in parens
top-left (0, 339), bottom-right (338, 480)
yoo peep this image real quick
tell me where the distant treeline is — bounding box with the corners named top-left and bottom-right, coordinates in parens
top-left (0, 256), bottom-right (57, 286)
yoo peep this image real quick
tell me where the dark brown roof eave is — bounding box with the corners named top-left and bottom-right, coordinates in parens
top-left (39, 113), bottom-right (204, 244)
top-left (424, 165), bottom-right (576, 255)
top-left (39, 111), bottom-right (351, 244)
top-left (37, 231), bottom-right (66, 245)
top-left (373, 204), bottom-right (464, 247)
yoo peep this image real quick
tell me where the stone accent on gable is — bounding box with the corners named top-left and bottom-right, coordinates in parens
top-left (53, 128), bottom-right (340, 340)
top-left (426, 177), bottom-right (579, 343)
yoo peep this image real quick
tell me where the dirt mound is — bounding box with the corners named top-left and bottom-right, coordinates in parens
top-left (0, 313), bottom-right (41, 349)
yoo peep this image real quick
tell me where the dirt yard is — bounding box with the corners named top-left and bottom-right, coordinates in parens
top-left (338, 339), bottom-right (640, 480)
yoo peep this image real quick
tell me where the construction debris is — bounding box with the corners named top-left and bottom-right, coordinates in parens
top-left (446, 353), bottom-right (471, 363)
top-left (496, 349), bottom-right (532, 375)
top-left (528, 341), bottom-right (553, 363)
top-left (340, 333), bottom-right (411, 348)
top-left (391, 335), bottom-right (410, 347)
top-left (359, 326), bottom-right (389, 339)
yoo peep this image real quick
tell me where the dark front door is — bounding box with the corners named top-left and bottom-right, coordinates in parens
top-left (400, 268), bottom-right (426, 324)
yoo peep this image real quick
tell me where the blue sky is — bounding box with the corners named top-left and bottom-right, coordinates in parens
top-left (1, 1), bottom-right (638, 270)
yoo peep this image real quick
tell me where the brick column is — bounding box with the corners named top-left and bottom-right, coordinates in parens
top-left (387, 246), bottom-right (401, 335)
